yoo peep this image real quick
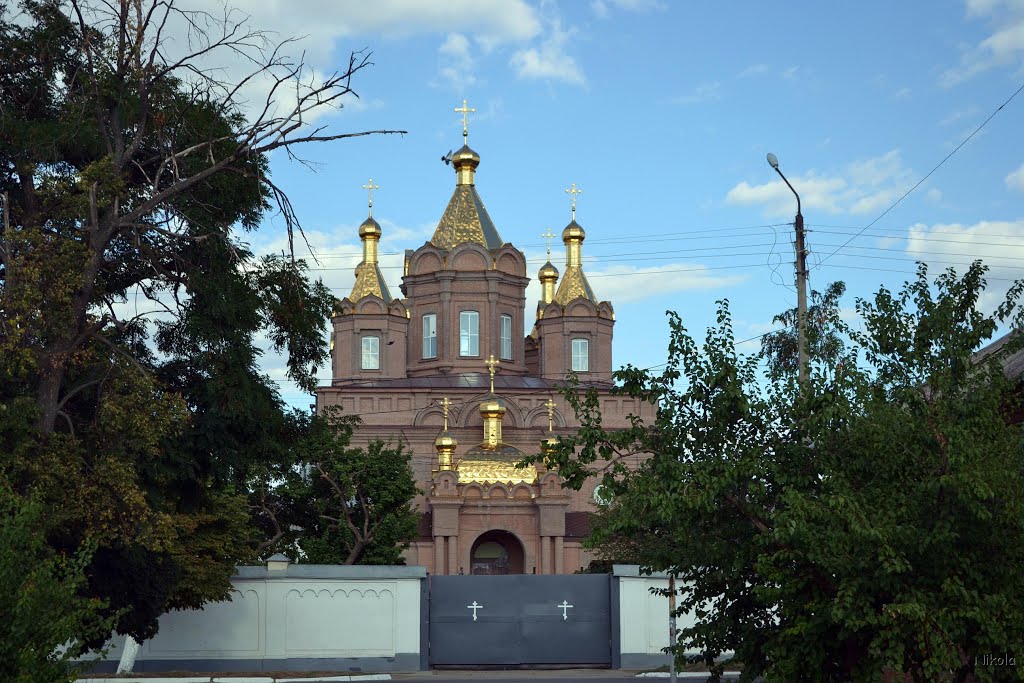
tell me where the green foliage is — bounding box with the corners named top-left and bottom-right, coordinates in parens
top-left (533, 262), bottom-right (1024, 682)
top-left (0, 0), bottom-right (368, 648)
top-left (0, 486), bottom-right (117, 683)
top-left (251, 407), bottom-right (421, 565)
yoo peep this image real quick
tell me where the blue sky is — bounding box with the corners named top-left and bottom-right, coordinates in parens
top-left (215, 0), bottom-right (1024, 408)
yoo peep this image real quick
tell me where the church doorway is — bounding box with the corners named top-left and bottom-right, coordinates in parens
top-left (470, 530), bottom-right (525, 575)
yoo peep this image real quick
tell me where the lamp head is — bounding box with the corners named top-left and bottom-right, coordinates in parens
top-left (766, 152), bottom-right (779, 170)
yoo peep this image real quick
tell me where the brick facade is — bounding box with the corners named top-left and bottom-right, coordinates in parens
top-left (316, 139), bottom-right (654, 574)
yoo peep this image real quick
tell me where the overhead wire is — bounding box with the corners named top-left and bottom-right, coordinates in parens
top-left (816, 79), bottom-right (1024, 267)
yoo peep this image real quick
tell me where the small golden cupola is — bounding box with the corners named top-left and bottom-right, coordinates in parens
top-left (434, 397), bottom-right (458, 471)
top-left (552, 183), bottom-right (598, 305)
top-left (455, 356), bottom-right (535, 485)
top-left (538, 227), bottom-right (560, 307)
top-left (349, 178), bottom-right (393, 302)
top-left (430, 99), bottom-right (504, 251)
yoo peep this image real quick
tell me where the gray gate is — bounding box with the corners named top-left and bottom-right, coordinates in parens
top-left (428, 574), bottom-right (612, 666)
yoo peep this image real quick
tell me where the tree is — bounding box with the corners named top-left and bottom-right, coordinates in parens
top-left (0, 0), bottom-right (403, 650)
top-left (251, 407), bottom-right (420, 565)
top-left (534, 262), bottom-right (1024, 682)
top-left (0, 486), bottom-right (117, 683)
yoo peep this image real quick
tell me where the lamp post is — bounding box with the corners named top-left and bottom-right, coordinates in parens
top-left (766, 153), bottom-right (809, 387)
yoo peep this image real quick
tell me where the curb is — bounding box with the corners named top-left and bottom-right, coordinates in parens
top-left (78, 676), bottom-right (392, 683)
top-left (635, 673), bottom-right (743, 679)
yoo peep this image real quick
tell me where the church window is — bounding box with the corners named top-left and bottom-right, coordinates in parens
top-left (571, 338), bottom-right (589, 372)
top-left (460, 310), bottom-right (479, 356)
top-left (422, 313), bottom-right (437, 359)
top-left (500, 314), bottom-right (512, 360)
top-left (361, 336), bottom-right (380, 370)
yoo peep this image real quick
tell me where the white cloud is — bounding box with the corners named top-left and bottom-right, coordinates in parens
top-left (510, 17), bottom-right (586, 86)
top-left (436, 33), bottom-right (478, 90)
top-left (927, 187), bottom-right (943, 202)
top-left (941, 1), bottom-right (1024, 85)
top-left (892, 87), bottom-right (912, 100)
top-left (1005, 163), bottom-right (1024, 191)
top-left (726, 150), bottom-right (914, 218)
top-left (905, 219), bottom-right (1024, 312)
top-left (584, 264), bottom-right (748, 304)
top-left (673, 81), bottom-right (721, 104)
top-left (591, 0), bottom-right (610, 18)
top-left (738, 63), bottom-right (770, 78)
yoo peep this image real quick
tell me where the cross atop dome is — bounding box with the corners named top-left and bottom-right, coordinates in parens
top-left (455, 98), bottom-right (476, 143)
top-left (362, 178), bottom-right (379, 217)
top-left (565, 183), bottom-right (583, 221)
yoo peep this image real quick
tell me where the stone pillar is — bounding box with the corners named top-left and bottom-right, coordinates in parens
top-left (433, 537), bottom-right (446, 575)
top-left (539, 536), bottom-right (550, 574)
top-left (554, 536), bottom-right (565, 574)
top-left (447, 535), bottom-right (458, 575)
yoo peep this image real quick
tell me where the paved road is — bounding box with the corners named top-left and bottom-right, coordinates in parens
top-left (392, 672), bottom-right (747, 682)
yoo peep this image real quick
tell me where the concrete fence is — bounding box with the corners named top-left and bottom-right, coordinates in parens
top-left (81, 562), bottom-right (698, 673)
top-left (82, 562), bottom-right (426, 673)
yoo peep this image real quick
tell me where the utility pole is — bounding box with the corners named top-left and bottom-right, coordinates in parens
top-left (766, 153), bottom-right (809, 387)
top-left (668, 573), bottom-right (677, 683)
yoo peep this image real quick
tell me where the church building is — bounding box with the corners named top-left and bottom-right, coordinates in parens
top-left (315, 103), bottom-right (653, 575)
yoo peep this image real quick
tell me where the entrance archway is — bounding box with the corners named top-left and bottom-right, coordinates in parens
top-left (469, 530), bottom-right (525, 575)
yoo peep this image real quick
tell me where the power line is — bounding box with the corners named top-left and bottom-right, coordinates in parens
top-left (817, 79), bottom-right (1024, 267)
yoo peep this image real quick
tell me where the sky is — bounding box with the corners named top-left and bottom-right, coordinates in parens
top-left (193, 0), bottom-right (1024, 409)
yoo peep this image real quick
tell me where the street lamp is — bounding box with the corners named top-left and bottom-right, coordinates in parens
top-left (766, 153), bottom-right (809, 387)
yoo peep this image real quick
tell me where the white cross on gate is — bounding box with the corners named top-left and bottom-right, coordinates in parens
top-left (467, 600), bottom-right (483, 621)
top-left (559, 600), bottom-right (574, 620)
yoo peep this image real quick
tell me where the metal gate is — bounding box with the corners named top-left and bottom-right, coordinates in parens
top-left (428, 574), bottom-right (612, 666)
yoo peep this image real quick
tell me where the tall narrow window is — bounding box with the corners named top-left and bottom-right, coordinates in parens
top-left (422, 313), bottom-right (437, 359)
top-left (571, 338), bottom-right (589, 372)
top-left (460, 310), bottom-right (479, 356)
top-left (500, 314), bottom-right (512, 360)
top-left (361, 336), bottom-right (380, 370)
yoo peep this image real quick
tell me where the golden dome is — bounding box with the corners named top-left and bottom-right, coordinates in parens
top-left (435, 430), bottom-right (458, 449)
top-left (538, 261), bottom-right (559, 281)
top-left (451, 144), bottom-right (480, 169)
top-left (562, 220), bottom-right (585, 242)
top-left (359, 216), bottom-right (382, 239)
top-left (479, 395), bottom-right (507, 414)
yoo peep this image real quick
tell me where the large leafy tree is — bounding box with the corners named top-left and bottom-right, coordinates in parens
top-left (0, 0), bottom-right (402, 648)
top-left (252, 408), bottom-right (420, 565)
top-left (535, 263), bottom-right (1024, 682)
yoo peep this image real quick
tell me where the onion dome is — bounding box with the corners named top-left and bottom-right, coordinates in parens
top-left (358, 216), bottom-right (382, 239)
top-left (538, 261), bottom-right (559, 281)
top-left (562, 221), bottom-right (586, 242)
top-left (479, 395), bottom-right (507, 415)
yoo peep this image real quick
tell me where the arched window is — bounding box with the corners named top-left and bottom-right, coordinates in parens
top-left (361, 336), bottom-right (380, 370)
top-left (571, 338), bottom-right (589, 372)
top-left (500, 314), bottom-right (512, 360)
top-left (460, 310), bottom-right (479, 356)
top-left (422, 313), bottom-right (437, 359)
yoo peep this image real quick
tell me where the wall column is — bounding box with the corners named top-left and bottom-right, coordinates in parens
top-left (447, 535), bottom-right (458, 575)
top-left (433, 537), bottom-right (446, 575)
top-left (539, 536), bottom-right (550, 575)
top-left (554, 536), bottom-right (565, 574)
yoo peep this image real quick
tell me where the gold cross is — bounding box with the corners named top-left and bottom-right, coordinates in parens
top-left (541, 227), bottom-right (556, 259)
top-left (454, 98), bottom-right (475, 141)
top-left (565, 183), bottom-right (583, 221)
top-left (362, 178), bottom-right (379, 217)
top-left (544, 398), bottom-right (556, 432)
top-left (484, 354), bottom-right (500, 394)
top-left (440, 396), bottom-right (451, 431)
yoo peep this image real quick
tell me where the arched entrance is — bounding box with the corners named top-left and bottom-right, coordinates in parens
top-left (469, 530), bottom-right (525, 575)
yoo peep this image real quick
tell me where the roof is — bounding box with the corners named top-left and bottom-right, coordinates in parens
top-left (349, 262), bottom-right (392, 302)
top-left (431, 184), bottom-right (504, 250)
top-left (552, 266), bottom-right (598, 305)
top-left (973, 330), bottom-right (1024, 381)
top-left (326, 372), bottom-right (610, 391)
